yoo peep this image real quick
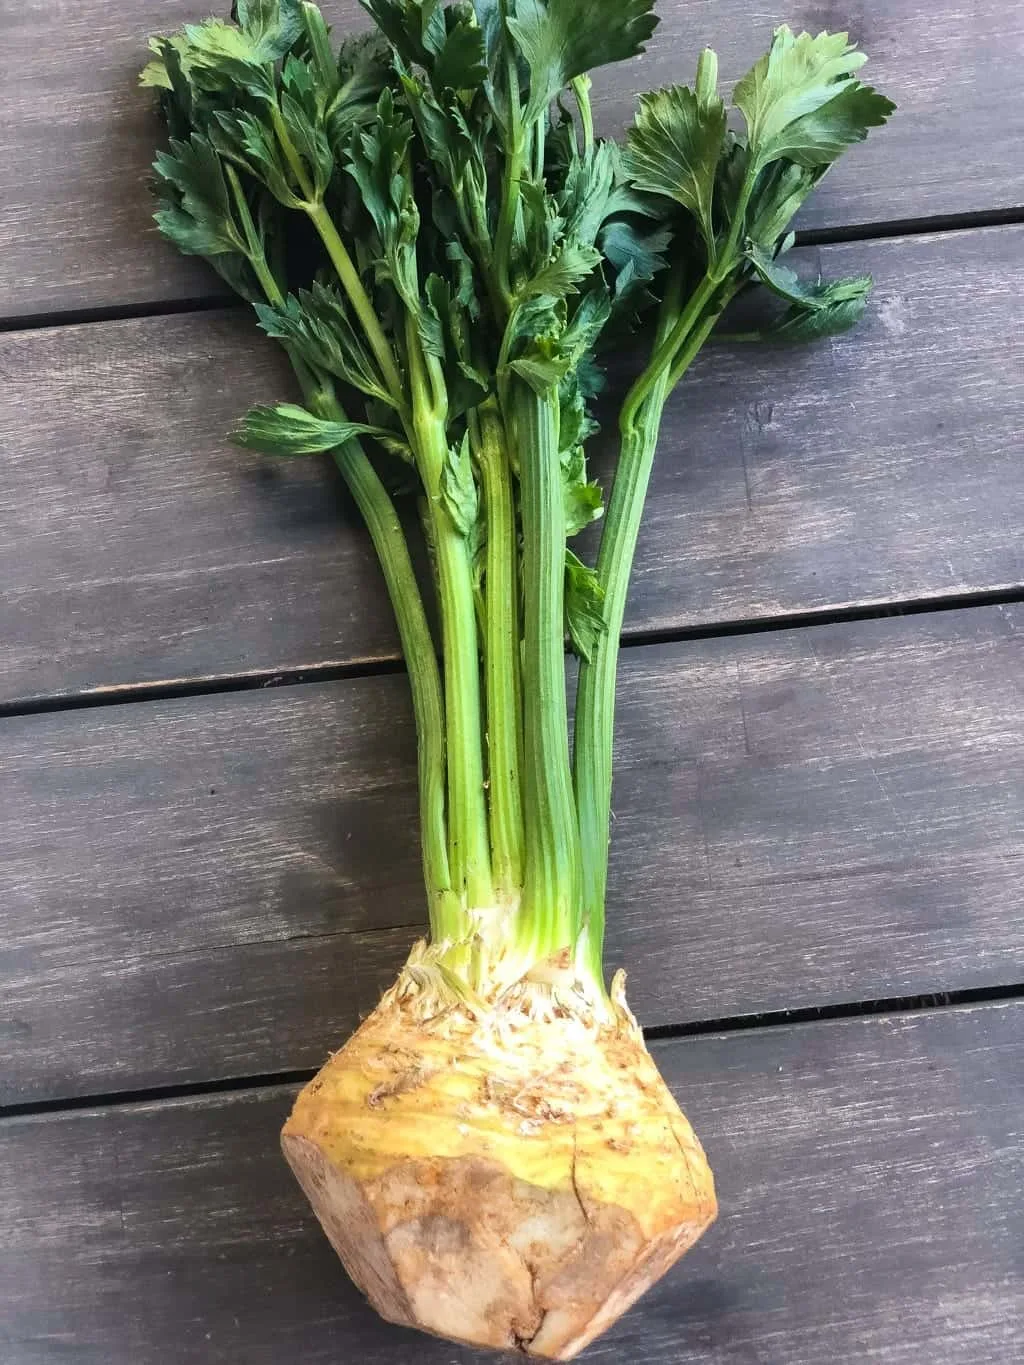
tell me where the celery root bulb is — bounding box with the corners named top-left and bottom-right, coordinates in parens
top-left (282, 950), bottom-right (716, 1358)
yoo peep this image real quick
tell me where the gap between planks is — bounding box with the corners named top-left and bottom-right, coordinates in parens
top-left (2, 582), bottom-right (1022, 723)
top-left (4, 223), bottom-right (1020, 703)
top-left (1, 207), bottom-right (1022, 340)
top-left (2, 984), bottom-right (1021, 1126)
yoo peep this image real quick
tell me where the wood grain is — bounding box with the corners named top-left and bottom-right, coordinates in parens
top-left (2, 226), bottom-right (1022, 705)
top-left (3, 606), bottom-right (1023, 1104)
top-left (2, 1), bottom-right (1022, 319)
top-left (0, 308), bottom-right (401, 704)
top-left (2, 1), bottom-right (1024, 319)
top-left (2, 1003), bottom-right (1021, 1362)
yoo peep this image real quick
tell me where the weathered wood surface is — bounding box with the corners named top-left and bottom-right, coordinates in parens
top-left (4, 605), bottom-right (1022, 1104)
top-left (2, 226), bottom-right (1021, 706)
top-left (4, 1), bottom-right (1021, 1357)
top-left (1, 1), bottom-right (1022, 319)
top-left (2, 1004), bottom-right (1021, 1362)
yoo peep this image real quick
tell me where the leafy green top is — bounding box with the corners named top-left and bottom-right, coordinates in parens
top-left (141, 1), bottom-right (894, 976)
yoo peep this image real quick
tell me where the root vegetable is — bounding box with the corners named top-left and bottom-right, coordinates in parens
top-left (284, 964), bottom-right (715, 1357)
top-left (139, 1), bottom-right (892, 1354)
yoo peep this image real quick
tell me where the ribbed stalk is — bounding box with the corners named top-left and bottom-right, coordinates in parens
top-left (321, 410), bottom-right (460, 941)
top-left (572, 380), bottom-right (668, 979)
top-left (471, 400), bottom-right (524, 899)
top-left (406, 326), bottom-right (493, 915)
top-left (574, 297), bottom-right (726, 980)
top-left (514, 385), bottom-right (581, 960)
top-left (231, 181), bottom-right (457, 937)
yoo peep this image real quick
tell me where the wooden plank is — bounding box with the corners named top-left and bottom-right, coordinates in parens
top-left (2, 1003), bottom-right (1021, 1362)
top-left (1, 2), bottom-right (1022, 318)
top-left (613, 223), bottom-right (1024, 635)
top-left (4, 606), bottom-right (1023, 1104)
top-left (0, 307), bottom-right (401, 704)
top-left (2, 225), bottom-right (1022, 705)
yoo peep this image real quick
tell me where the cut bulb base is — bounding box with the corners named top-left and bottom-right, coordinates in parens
top-left (282, 958), bottom-right (716, 1359)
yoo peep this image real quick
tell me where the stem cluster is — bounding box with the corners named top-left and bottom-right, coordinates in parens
top-left (144, 2), bottom-right (893, 998)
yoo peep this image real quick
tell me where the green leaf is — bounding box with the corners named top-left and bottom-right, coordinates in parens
top-left (153, 135), bottom-right (243, 256)
top-left (561, 442), bottom-right (603, 536)
top-left (280, 56), bottom-right (334, 194)
top-left (735, 26), bottom-right (895, 170)
top-left (577, 354), bottom-right (606, 400)
top-left (599, 218), bottom-right (671, 307)
top-left (564, 549), bottom-right (606, 661)
top-left (400, 72), bottom-right (456, 167)
top-left (558, 375), bottom-right (599, 454)
top-left (561, 286), bottom-right (613, 364)
top-left (770, 82), bottom-right (896, 167)
top-left (141, 64), bottom-right (173, 91)
top-left (359, 0), bottom-right (444, 67)
top-left (233, 0), bottom-right (304, 60)
top-left (418, 275), bottom-right (448, 358)
top-left (623, 77), bottom-right (727, 252)
top-left (559, 368), bottom-right (604, 539)
top-left (514, 178), bottom-right (563, 281)
top-left (372, 0), bottom-right (486, 99)
top-left (429, 3), bottom-right (488, 92)
top-left (744, 159), bottom-right (825, 247)
top-left (506, 286), bottom-right (611, 394)
top-left (559, 141), bottom-right (617, 249)
top-left (446, 238), bottom-right (481, 318)
top-left (518, 242), bottom-right (602, 300)
top-left (416, 263), bottom-right (487, 417)
top-left (327, 33), bottom-right (392, 149)
top-left (281, 49), bottom-right (317, 103)
top-left (363, 398), bottom-right (417, 463)
top-left (255, 284), bottom-right (395, 406)
top-left (763, 295), bottom-right (869, 342)
top-left (398, 72), bottom-right (486, 220)
top-left (565, 482), bottom-right (603, 540)
top-left (746, 244), bottom-right (872, 311)
top-left (213, 109), bottom-right (303, 207)
top-left (735, 27), bottom-right (864, 140)
top-left (235, 402), bottom-right (387, 454)
top-left (510, 352), bottom-right (572, 394)
top-left (346, 89), bottom-right (420, 305)
top-left (181, 19), bottom-right (277, 100)
top-left (471, 0), bottom-right (504, 70)
top-left (448, 363), bottom-right (489, 422)
top-left (736, 248), bottom-right (873, 343)
top-left (152, 203), bottom-right (232, 257)
top-left (440, 433), bottom-right (480, 536)
top-left (140, 35), bottom-right (178, 89)
top-left (299, 2), bottom-right (340, 100)
top-left (141, 35), bottom-right (206, 141)
top-left (508, 0), bottom-right (659, 121)
top-left (505, 296), bottom-right (560, 366)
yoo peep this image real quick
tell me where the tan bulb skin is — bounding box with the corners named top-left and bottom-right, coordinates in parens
top-left (283, 953), bottom-right (716, 1359)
